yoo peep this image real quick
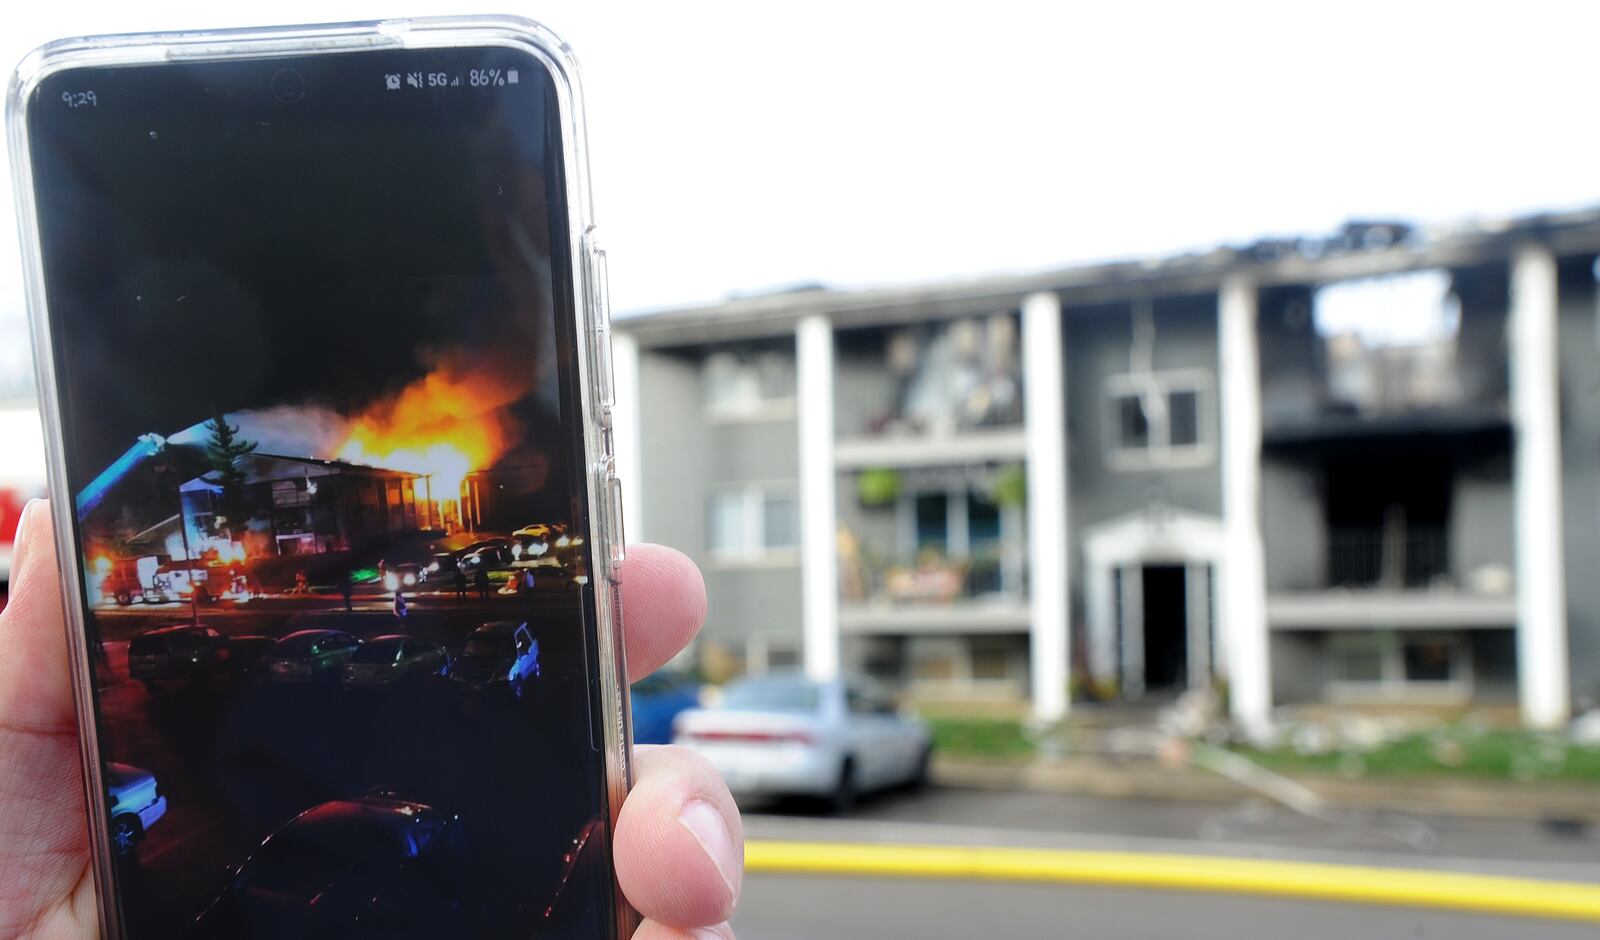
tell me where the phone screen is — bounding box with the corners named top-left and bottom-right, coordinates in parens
top-left (26, 47), bottom-right (617, 939)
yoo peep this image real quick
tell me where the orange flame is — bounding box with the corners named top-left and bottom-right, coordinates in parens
top-left (335, 361), bottom-right (523, 499)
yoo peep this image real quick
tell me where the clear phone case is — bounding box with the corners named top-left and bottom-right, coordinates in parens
top-left (7, 15), bottom-right (633, 938)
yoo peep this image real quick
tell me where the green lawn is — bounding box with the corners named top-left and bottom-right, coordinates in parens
top-left (1236, 729), bottom-right (1600, 784)
top-left (927, 716), bottom-right (1035, 759)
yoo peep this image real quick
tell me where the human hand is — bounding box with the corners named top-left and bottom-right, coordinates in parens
top-left (0, 500), bottom-right (741, 940)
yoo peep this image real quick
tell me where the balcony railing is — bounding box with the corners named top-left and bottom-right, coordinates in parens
top-left (837, 314), bottom-right (1025, 440)
top-left (840, 546), bottom-right (1025, 607)
top-left (1326, 526), bottom-right (1449, 590)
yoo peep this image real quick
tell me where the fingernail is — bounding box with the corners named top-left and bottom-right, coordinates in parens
top-left (678, 799), bottom-right (739, 902)
top-left (688, 930), bottom-right (725, 940)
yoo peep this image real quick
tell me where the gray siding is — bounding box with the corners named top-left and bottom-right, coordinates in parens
top-left (1270, 632), bottom-right (1325, 703)
top-left (1262, 459), bottom-right (1325, 592)
top-left (1454, 266), bottom-right (1513, 408)
top-left (638, 350), bottom-right (711, 554)
top-left (834, 329), bottom-right (898, 439)
top-left (702, 566), bottom-right (804, 646)
top-left (637, 345), bottom-right (804, 647)
top-left (1451, 460), bottom-right (1514, 585)
top-left (1558, 254), bottom-right (1600, 703)
top-left (709, 419), bottom-right (801, 482)
top-left (1064, 293), bottom-right (1224, 537)
top-left (1257, 285), bottom-right (1321, 429)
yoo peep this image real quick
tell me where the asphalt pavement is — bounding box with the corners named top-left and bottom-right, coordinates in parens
top-left (731, 779), bottom-right (1600, 938)
top-left (733, 875), bottom-right (1599, 939)
top-left (742, 784), bottom-right (1600, 882)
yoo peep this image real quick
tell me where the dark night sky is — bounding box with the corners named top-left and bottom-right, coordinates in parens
top-left (28, 48), bottom-right (572, 485)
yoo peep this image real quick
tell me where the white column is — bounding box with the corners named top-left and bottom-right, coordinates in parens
top-left (797, 315), bottom-right (840, 681)
top-left (1510, 245), bottom-right (1570, 728)
top-left (610, 331), bottom-right (643, 543)
top-left (1218, 276), bottom-right (1271, 734)
top-left (1023, 291), bottom-right (1070, 722)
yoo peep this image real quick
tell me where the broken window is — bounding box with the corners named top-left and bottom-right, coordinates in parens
top-left (1105, 371), bottom-right (1211, 468)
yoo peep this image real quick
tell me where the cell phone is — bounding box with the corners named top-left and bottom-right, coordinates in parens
top-left (8, 16), bottom-right (632, 939)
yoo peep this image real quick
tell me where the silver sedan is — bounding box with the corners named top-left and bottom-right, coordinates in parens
top-left (673, 673), bottom-right (933, 812)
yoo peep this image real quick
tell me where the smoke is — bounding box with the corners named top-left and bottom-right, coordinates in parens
top-left (167, 405), bottom-right (353, 460)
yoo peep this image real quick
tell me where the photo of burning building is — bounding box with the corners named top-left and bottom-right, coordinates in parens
top-left (23, 47), bottom-right (617, 937)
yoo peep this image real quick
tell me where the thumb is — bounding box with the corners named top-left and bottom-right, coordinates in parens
top-left (0, 499), bottom-right (77, 736)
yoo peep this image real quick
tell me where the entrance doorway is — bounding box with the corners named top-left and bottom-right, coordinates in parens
top-left (1141, 565), bottom-right (1188, 691)
top-left (1083, 506), bottom-right (1224, 700)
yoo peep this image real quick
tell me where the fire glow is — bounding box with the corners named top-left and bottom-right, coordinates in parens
top-left (334, 361), bottom-right (523, 500)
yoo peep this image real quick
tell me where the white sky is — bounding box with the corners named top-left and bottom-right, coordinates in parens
top-left (2, 0), bottom-right (1598, 332)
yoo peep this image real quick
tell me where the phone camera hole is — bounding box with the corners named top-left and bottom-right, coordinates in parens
top-left (270, 69), bottom-right (305, 103)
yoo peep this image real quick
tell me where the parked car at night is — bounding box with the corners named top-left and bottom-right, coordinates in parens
top-left (105, 761), bottom-right (168, 858)
top-left (341, 635), bottom-right (451, 689)
top-left (450, 621), bottom-right (539, 699)
top-left (630, 672), bottom-right (702, 745)
top-left (458, 538), bottom-right (512, 572)
top-left (266, 629), bottom-right (362, 684)
top-left (674, 673), bottom-right (933, 811)
top-left (513, 522), bottom-right (565, 541)
top-left (381, 543), bottom-right (435, 568)
top-left (511, 526), bottom-right (551, 561)
top-left (127, 624), bottom-right (229, 691)
top-left (510, 522), bottom-right (571, 563)
top-left (193, 794), bottom-right (465, 938)
top-left (384, 562), bottom-right (426, 592)
top-left (426, 552), bottom-right (460, 579)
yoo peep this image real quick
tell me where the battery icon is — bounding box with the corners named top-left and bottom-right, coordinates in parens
top-left (505, 69), bottom-right (519, 85)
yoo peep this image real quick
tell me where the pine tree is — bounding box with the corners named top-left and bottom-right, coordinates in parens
top-left (205, 413), bottom-right (257, 537)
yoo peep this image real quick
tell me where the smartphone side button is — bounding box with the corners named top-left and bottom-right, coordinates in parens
top-left (596, 331), bottom-right (616, 414)
top-left (606, 472), bottom-right (626, 571)
top-left (585, 230), bottom-right (613, 332)
top-left (585, 233), bottom-right (616, 410)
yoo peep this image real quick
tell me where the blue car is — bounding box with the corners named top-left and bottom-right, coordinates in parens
top-left (630, 672), bottom-right (701, 745)
top-left (450, 621), bottom-right (539, 699)
top-left (105, 762), bottom-right (168, 857)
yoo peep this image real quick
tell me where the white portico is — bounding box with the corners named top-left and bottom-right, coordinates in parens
top-left (1083, 505), bottom-right (1226, 699)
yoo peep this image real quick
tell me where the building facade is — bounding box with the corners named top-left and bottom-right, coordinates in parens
top-left (613, 209), bottom-right (1600, 730)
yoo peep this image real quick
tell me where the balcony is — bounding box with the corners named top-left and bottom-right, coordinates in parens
top-left (834, 315), bottom-right (1025, 466)
top-left (838, 471), bottom-right (1031, 640)
top-left (1268, 526), bottom-right (1516, 631)
top-left (1327, 526), bottom-right (1448, 590)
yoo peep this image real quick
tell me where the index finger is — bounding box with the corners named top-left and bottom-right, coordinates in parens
top-left (618, 544), bottom-right (706, 682)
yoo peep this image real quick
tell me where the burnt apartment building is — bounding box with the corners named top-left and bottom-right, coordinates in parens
top-left (180, 452), bottom-right (427, 559)
top-left (611, 208), bottom-right (1600, 730)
